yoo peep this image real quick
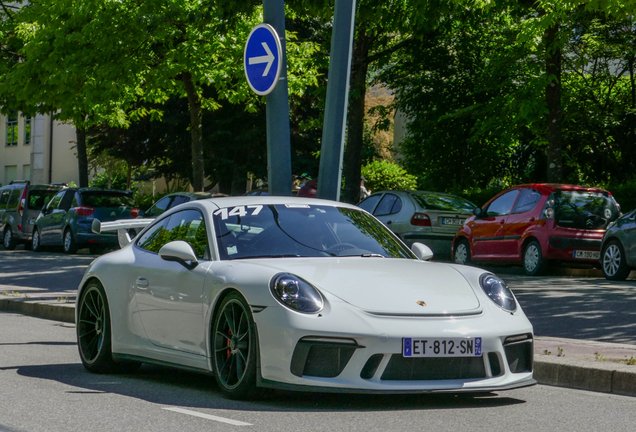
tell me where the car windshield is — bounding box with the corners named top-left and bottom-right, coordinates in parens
top-left (81, 192), bottom-right (135, 208)
top-left (554, 190), bottom-right (619, 230)
top-left (213, 204), bottom-right (415, 260)
top-left (411, 193), bottom-right (475, 212)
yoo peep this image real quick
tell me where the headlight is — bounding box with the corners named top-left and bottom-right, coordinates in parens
top-left (270, 273), bottom-right (324, 313)
top-left (479, 274), bottom-right (516, 312)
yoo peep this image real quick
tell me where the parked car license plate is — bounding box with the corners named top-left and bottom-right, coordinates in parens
top-left (442, 218), bottom-right (464, 226)
top-left (403, 337), bottom-right (482, 357)
top-left (573, 250), bottom-right (600, 259)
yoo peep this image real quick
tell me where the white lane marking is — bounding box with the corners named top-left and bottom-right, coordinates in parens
top-left (163, 407), bottom-right (252, 426)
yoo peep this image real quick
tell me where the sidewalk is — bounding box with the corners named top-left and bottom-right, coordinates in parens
top-left (2, 292), bottom-right (636, 397)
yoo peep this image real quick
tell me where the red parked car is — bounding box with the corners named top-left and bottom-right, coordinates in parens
top-left (452, 184), bottom-right (620, 275)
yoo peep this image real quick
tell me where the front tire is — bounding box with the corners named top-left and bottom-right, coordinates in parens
top-left (602, 240), bottom-right (631, 281)
top-left (454, 239), bottom-right (472, 265)
top-left (523, 240), bottom-right (547, 276)
top-left (63, 228), bottom-right (78, 254)
top-left (3, 228), bottom-right (17, 250)
top-left (212, 292), bottom-right (258, 399)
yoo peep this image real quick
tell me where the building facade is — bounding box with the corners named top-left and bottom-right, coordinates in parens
top-left (0, 113), bottom-right (80, 186)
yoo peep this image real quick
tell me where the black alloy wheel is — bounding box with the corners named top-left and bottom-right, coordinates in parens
top-left (602, 240), bottom-right (631, 281)
top-left (77, 281), bottom-right (116, 373)
top-left (3, 228), bottom-right (17, 250)
top-left (212, 292), bottom-right (258, 399)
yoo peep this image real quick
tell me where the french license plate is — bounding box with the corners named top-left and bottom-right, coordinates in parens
top-left (403, 337), bottom-right (482, 358)
top-left (442, 218), bottom-right (464, 226)
top-left (573, 250), bottom-right (600, 260)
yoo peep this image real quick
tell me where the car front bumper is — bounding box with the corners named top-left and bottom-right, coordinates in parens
top-left (254, 299), bottom-right (535, 393)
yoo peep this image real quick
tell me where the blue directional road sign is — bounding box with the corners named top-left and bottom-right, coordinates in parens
top-left (244, 24), bottom-right (283, 96)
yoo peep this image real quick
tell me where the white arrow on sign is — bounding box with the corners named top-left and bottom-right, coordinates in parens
top-left (248, 42), bottom-right (275, 77)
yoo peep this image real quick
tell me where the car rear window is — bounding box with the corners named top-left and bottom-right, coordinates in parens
top-left (27, 190), bottom-right (59, 210)
top-left (81, 192), bottom-right (135, 208)
top-left (412, 193), bottom-right (475, 212)
top-left (554, 190), bottom-right (619, 230)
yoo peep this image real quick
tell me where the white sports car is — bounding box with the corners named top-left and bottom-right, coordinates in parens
top-left (76, 196), bottom-right (535, 399)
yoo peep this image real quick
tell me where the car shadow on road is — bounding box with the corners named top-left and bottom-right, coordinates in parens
top-left (2, 362), bottom-right (526, 412)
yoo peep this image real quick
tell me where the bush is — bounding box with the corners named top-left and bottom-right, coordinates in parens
top-left (89, 172), bottom-right (127, 190)
top-left (361, 160), bottom-right (417, 192)
top-left (606, 180), bottom-right (636, 214)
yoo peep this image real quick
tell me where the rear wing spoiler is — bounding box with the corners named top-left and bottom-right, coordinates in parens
top-left (91, 218), bottom-right (155, 248)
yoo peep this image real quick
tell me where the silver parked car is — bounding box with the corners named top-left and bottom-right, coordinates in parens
top-left (358, 190), bottom-right (476, 258)
top-left (600, 208), bottom-right (636, 280)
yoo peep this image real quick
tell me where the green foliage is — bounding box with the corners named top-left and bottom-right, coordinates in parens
top-left (89, 173), bottom-right (128, 191)
top-left (605, 180), bottom-right (636, 214)
top-left (361, 160), bottom-right (417, 192)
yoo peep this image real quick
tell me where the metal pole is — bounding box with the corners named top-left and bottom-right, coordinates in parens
top-left (317, 0), bottom-right (357, 201)
top-left (263, 0), bottom-right (292, 196)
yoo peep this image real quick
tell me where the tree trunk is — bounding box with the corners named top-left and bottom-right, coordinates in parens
top-left (182, 72), bottom-right (204, 191)
top-left (126, 162), bottom-right (132, 190)
top-left (76, 125), bottom-right (89, 187)
top-left (343, 32), bottom-right (372, 204)
top-left (545, 24), bottom-right (563, 183)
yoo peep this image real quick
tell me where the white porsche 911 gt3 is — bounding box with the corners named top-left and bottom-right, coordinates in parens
top-left (76, 196), bottom-right (535, 399)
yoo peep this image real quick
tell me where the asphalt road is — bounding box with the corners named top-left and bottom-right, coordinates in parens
top-left (2, 248), bottom-right (636, 345)
top-left (1, 312), bottom-right (635, 432)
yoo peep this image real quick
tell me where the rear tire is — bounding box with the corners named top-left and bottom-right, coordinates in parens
top-left (523, 241), bottom-right (547, 276)
top-left (63, 228), bottom-right (78, 254)
top-left (3, 228), bottom-right (17, 250)
top-left (77, 280), bottom-right (140, 374)
top-left (31, 228), bottom-right (43, 252)
top-left (602, 240), bottom-right (631, 281)
top-left (453, 239), bottom-right (472, 265)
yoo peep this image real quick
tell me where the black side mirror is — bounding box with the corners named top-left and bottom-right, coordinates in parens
top-left (473, 207), bottom-right (482, 217)
top-left (138, 210), bottom-right (145, 217)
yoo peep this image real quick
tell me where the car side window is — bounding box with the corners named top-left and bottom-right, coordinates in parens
top-left (486, 190), bottom-right (519, 217)
top-left (146, 196), bottom-right (172, 217)
top-left (7, 187), bottom-right (22, 209)
top-left (47, 191), bottom-right (66, 211)
top-left (138, 210), bottom-right (208, 259)
top-left (0, 189), bottom-right (10, 210)
top-left (512, 189), bottom-right (542, 214)
top-left (358, 194), bottom-right (381, 213)
top-left (169, 195), bottom-right (189, 209)
top-left (374, 194), bottom-right (400, 217)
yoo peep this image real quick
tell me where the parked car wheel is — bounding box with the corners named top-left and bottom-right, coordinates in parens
top-left (31, 228), bottom-right (43, 252)
top-left (453, 239), bottom-right (472, 265)
top-left (523, 241), bottom-right (547, 276)
top-left (602, 240), bottom-right (631, 281)
top-left (63, 228), bottom-right (78, 254)
top-left (212, 292), bottom-right (258, 399)
top-left (3, 227), bottom-right (17, 250)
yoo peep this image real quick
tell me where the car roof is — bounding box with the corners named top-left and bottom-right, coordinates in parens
top-left (509, 183), bottom-right (611, 195)
top-left (175, 196), bottom-right (362, 212)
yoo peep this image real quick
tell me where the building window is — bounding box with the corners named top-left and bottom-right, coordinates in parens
top-left (23, 165), bottom-right (31, 181)
top-left (4, 165), bottom-right (17, 184)
top-left (6, 111), bottom-right (18, 146)
top-left (24, 116), bottom-right (31, 145)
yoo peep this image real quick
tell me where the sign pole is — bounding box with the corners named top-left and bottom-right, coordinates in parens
top-left (317, 0), bottom-right (357, 201)
top-left (263, 0), bottom-right (292, 196)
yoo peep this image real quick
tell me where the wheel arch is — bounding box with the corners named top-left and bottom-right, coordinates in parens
top-left (205, 287), bottom-right (251, 360)
top-left (520, 235), bottom-right (541, 257)
top-left (453, 235), bottom-right (471, 259)
top-left (76, 276), bottom-right (108, 323)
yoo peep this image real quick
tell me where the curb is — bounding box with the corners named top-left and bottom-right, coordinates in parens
top-left (2, 296), bottom-right (636, 397)
top-left (0, 297), bottom-right (75, 324)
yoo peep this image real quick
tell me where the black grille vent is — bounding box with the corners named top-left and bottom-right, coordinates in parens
top-left (504, 340), bottom-right (533, 374)
top-left (381, 355), bottom-right (486, 381)
top-left (291, 339), bottom-right (357, 378)
top-left (360, 354), bottom-right (384, 379)
top-left (488, 352), bottom-right (502, 377)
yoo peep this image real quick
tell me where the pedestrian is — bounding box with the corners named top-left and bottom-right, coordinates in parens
top-left (360, 176), bottom-right (371, 199)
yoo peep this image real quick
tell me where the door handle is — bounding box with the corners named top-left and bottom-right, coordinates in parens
top-left (529, 217), bottom-right (536, 222)
top-left (135, 278), bottom-right (149, 289)
top-left (499, 220), bottom-right (505, 225)
top-left (387, 220), bottom-right (392, 225)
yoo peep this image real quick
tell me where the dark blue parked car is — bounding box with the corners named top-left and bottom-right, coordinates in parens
top-left (32, 188), bottom-right (139, 254)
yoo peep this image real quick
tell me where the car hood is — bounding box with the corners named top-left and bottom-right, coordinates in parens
top-left (244, 258), bottom-right (481, 316)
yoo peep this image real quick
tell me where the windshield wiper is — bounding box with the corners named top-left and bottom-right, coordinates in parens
top-left (232, 254), bottom-right (302, 260)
